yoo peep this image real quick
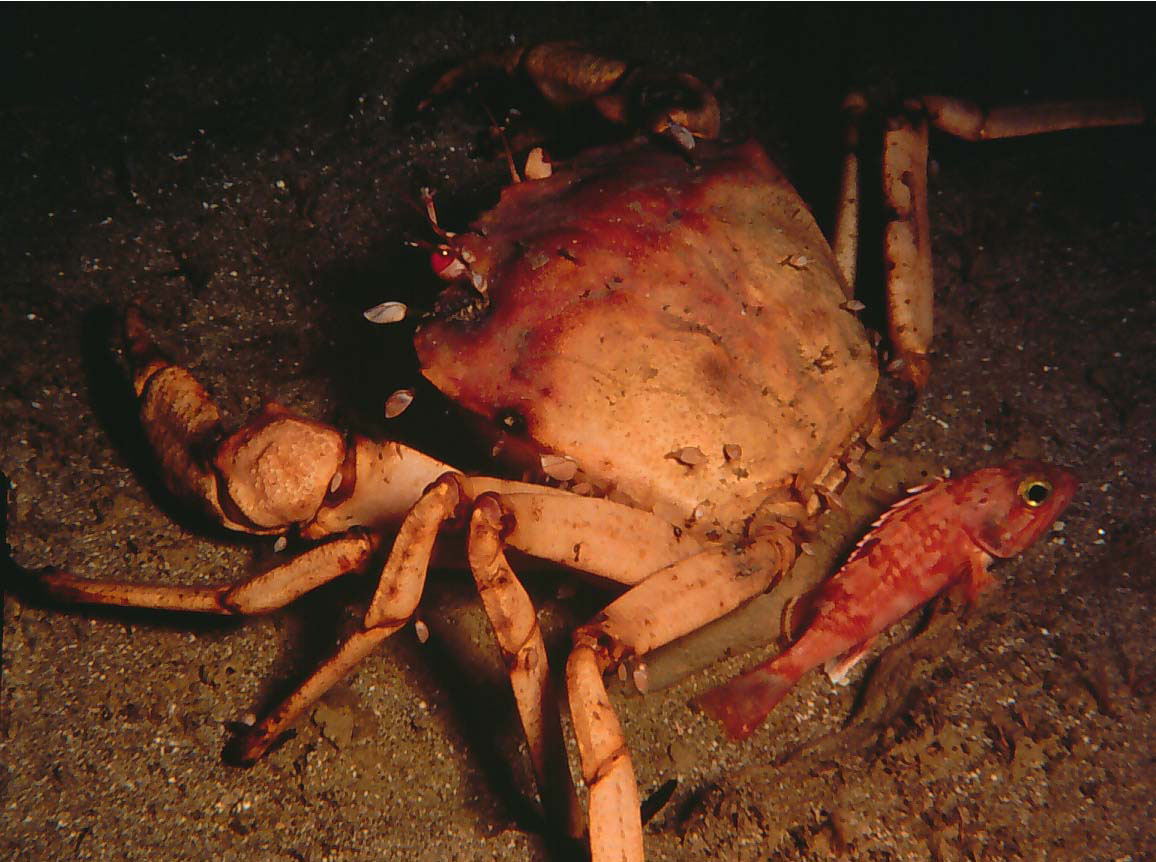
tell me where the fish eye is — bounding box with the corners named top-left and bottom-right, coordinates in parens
top-left (1017, 477), bottom-right (1053, 507)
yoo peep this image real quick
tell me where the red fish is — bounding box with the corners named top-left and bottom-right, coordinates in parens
top-left (696, 460), bottom-right (1077, 740)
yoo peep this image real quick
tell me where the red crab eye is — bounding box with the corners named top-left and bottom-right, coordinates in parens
top-left (431, 248), bottom-right (466, 279)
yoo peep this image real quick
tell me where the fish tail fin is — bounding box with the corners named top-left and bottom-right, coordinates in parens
top-left (694, 662), bottom-right (799, 741)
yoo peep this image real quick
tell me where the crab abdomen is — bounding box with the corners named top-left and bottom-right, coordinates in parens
top-left (415, 140), bottom-right (877, 532)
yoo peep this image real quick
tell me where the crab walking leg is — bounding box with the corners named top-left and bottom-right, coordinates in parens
top-left (568, 645), bottom-right (642, 861)
top-left (916, 95), bottom-right (1146, 142)
top-left (230, 474), bottom-right (465, 764)
top-left (33, 532), bottom-right (377, 613)
top-left (568, 530), bottom-right (797, 862)
top-left (466, 495), bottom-right (584, 839)
top-left (462, 491), bottom-right (705, 840)
top-left (832, 92), bottom-right (868, 295)
top-left (882, 113), bottom-right (933, 390)
top-left (499, 493), bottom-right (703, 586)
top-left (879, 96), bottom-right (1146, 391)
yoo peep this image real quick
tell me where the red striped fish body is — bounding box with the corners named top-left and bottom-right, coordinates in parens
top-left (697, 460), bottom-right (1077, 740)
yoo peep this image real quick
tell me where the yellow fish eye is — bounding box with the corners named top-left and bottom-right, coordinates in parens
top-left (1018, 477), bottom-right (1053, 508)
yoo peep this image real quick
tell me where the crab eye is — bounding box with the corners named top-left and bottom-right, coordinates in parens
top-left (431, 248), bottom-right (465, 279)
top-left (1017, 477), bottom-right (1053, 508)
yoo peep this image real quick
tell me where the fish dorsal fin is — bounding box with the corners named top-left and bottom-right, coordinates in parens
top-left (844, 477), bottom-right (946, 565)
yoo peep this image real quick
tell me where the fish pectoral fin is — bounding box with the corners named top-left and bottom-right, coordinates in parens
top-left (963, 548), bottom-right (995, 604)
top-left (823, 635), bottom-right (878, 685)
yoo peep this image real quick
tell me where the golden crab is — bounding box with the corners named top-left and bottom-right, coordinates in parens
top-left (13, 43), bottom-right (1143, 862)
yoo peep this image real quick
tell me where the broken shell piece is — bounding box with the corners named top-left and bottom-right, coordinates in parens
top-left (523, 147), bottom-right (552, 180)
top-left (540, 454), bottom-right (579, 482)
top-left (672, 446), bottom-right (707, 467)
top-left (840, 299), bottom-right (867, 312)
top-left (666, 118), bottom-right (697, 152)
top-left (385, 389), bottom-right (414, 419)
top-left (723, 443), bottom-right (742, 462)
top-left (363, 301), bottom-right (407, 324)
top-left (632, 662), bottom-right (650, 694)
top-left (783, 253), bottom-right (810, 269)
top-left (414, 619), bottom-right (430, 644)
top-left (273, 535), bottom-right (288, 553)
top-left (328, 471), bottom-right (343, 494)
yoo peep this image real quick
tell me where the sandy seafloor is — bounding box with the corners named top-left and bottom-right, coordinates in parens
top-left (2, 7), bottom-right (1153, 862)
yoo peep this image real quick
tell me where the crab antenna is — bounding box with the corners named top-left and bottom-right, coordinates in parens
top-left (477, 99), bottom-right (522, 184)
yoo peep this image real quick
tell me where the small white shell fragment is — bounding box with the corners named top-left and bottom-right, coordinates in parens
top-left (666, 119), bottom-right (697, 152)
top-left (240, 712), bottom-right (257, 727)
top-left (329, 471), bottom-right (343, 494)
top-left (672, 446), bottom-right (706, 466)
top-left (414, 619), bottom-right (430, 644)
top-left (540, 454), bottom-right (579, 481)
top-left (632, 662), bottom-right (650, 694)
top-left (783, 253), bottom-right (810, 269)
top-left (523, 147), bottom-right (552, 180)
top-left (273, 535), bottom-right (288, 553)
top-left (385, 389), bottom-right (414, 419)
top-left (841, 299), bottom-right (867, 312)
top-left (363, 301), bottom-right (407, 324)
top-left (723, 443), bottom-right (742, 462)
top-left (886, 357), bottom-right (907, 373)
top-left (617, 664), bottom-right (628, 682)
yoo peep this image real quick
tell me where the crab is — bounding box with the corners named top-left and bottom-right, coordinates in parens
top-left (11, 43), bottom-right (1145, 862)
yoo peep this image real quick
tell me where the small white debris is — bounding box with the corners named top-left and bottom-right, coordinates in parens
top-left (783, 253), bottom-right (810, 269)
top-left (414, 619), bottom-right (430, 644)
top-left (632, 663), bottom-right (650, 694)
top-left (617, 664), bottom-right (629, 682)
top-left (240, 712), bottom-right (257, 727)
top-left (329, 472), bottom-right (343, 494)
top-left (385, 389), bottom-right (414, 419)
top-left (363, 301), bottom-right (407, 324)
top-left (523, 147), bottom-right (552, 180)
top-left (672, 446), bottom-right (707, 467)
top-left (723, 443), bottom-right (742, 462)
top-left (841, 299), bottom-right (867, 312)
top-left (666, 118), bottom-right (696, 152)
top-left (540, 454), bottom-right (579, 482)
top-left (886, 357), bottom-right (907, 373)
top-left (273, 535), bottom-right (288, 553)
top-left (1051, 520), bottom-right (1066, 532)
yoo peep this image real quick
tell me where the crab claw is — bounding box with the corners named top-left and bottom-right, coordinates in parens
top-left (424, 42), bottom-right (721, 141)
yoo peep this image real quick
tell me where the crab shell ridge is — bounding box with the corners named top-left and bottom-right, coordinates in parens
top-left (415, 140), bottom-right (878, 534)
